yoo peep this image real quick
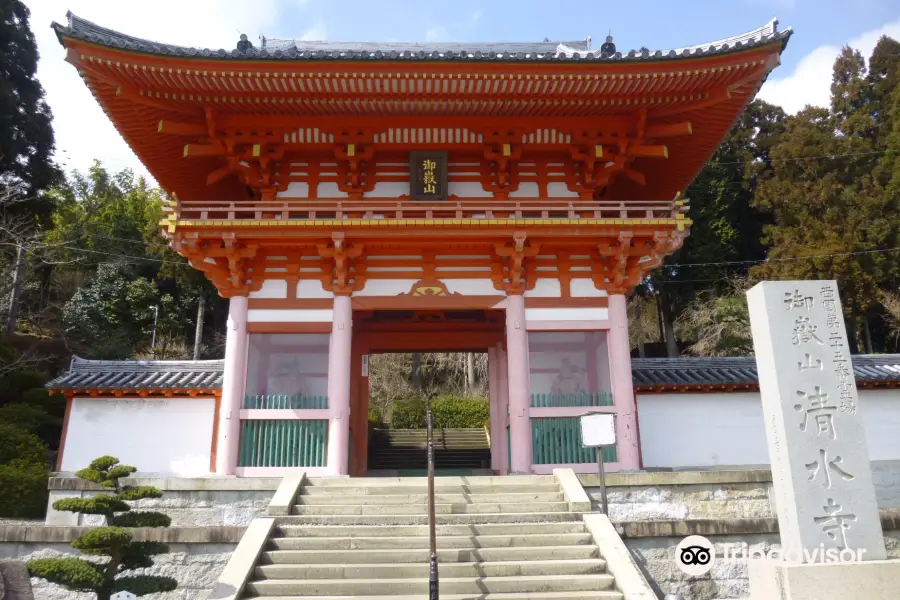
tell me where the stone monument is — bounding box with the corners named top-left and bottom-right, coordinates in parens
top-left (746, 280), bottom-right (900, 600)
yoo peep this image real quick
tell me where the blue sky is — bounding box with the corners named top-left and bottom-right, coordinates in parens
top-left (25, 0), bottom-right (900, 180)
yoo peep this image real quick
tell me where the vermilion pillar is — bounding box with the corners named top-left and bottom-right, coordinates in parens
top-left (216, 295), bottom-right (249, 475)
top-left (608, 294), bottom-right (641, 470)
top-left (487, 347), bottom-right (501, 473)
top-left (505, 294), bottom-right (532, 473)
top-left (326, 295), bottom-right (352, 475)
top-left (497, 343), bottom-right (510, 473)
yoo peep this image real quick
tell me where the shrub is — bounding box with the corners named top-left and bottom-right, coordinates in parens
top-left (0, 460), bottom-right (49, 518)
top-left (0, 424), bottom-right (50, 518)
top-left (28, 456), bottom-right (177, 600)
top-left (390, 396), bottom-right (489, 429)
top-left (0, 423), bottom-right (47, 465)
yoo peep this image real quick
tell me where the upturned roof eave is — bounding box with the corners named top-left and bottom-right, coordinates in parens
top-left (52, 12), bottom-right (792, 67)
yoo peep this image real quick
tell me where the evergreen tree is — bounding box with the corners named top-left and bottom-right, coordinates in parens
top-left (0, 0), bottom-right (61, 221)
top-left (753, 40), bottom-right (900, 344)
top-left (647, 99), bottom-right (786, 355)
top-left (28, 456), bottom-right (177, 600)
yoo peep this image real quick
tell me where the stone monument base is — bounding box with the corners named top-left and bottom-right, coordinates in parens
top-left (749, 558), bottom-right (900, 600)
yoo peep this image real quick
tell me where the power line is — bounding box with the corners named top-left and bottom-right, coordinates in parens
top-left (668, 246), bottom-right (900, 269)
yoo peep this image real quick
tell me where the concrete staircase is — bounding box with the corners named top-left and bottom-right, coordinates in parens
top-left (240, 475), bottom-right (626, 600)
top-left (368, 428), bottom-right (491, 471)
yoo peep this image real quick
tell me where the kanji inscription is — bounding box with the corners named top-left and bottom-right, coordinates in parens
top-left (748, 280), bottom-right (886, 561)
top-left (409, 151), bottom-right (448, 200)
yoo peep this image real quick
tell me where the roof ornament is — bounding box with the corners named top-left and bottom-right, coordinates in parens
top-left (600, 34), bottom-right (615, 55)
top-left (236, 33), bottom-right (253, 52)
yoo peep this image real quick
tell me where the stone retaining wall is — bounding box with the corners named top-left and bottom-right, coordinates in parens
top-left (578, 465), bottom-right (900, 521)
top-left (0, 527), bottom-right (244, 600)
top-left (45, 477), bottom-right (280, 527)
top-left (617, 516), bottom-right (900, 600)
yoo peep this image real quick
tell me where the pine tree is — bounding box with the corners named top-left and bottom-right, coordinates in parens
top-left (0, 0), bottom-right (61, 221)
top-left (27, 456), bottom-right (177, 600)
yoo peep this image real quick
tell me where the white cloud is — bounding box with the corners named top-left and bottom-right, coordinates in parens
top-left (472, 9), bottom-right (483, 23)
top-left (26, 0), bottom-right (281, 186)
top-left (758, 18), bottom-right (900, 114)
top-left (299, 19), bottom-right (326, 41)
top-left (425, 26), bottom-right (450, 43)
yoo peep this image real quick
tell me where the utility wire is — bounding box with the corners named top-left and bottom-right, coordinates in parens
top-left (667, 246), bottom-right (900, 269)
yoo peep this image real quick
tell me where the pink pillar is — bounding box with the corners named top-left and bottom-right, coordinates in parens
top-left (326, 295), bottom-right (352, 475)
top-left (487, 347), bottom-right (502, 473)
top-left (216, 295), bottom-right (249, 475)
top-left (497, 343), bottom-right (510, 473)
top-left (505, 294), bottom-right (532, 473)
top-left (608, 293), bottom-right (641, 470)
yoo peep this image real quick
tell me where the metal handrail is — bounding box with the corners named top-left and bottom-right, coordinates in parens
top-left (426, 393), bottom-right (439, 600)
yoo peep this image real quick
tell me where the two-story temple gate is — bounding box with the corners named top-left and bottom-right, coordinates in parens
top-left (51, 13), bottom-right (792, 476)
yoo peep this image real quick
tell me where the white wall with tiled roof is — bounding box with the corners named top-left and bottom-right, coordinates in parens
top-left (61, 396), bottom-right (216, 475)
top-left (637, 388), bottom-right (900, 469)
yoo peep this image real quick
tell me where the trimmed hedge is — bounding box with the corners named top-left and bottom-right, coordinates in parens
top-left (391, 396), bottom-right (489, 429)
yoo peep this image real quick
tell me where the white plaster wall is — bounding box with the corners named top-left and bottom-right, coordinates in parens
top-left (570, 279), bottom-right (608, 298)
top-left (369, 181), bottom-right (409, 196)
top-left (247, 309), bottom-right (334, 322)
top-left (507, 182), bottom-right (540, 198)
top-left (297, 280), bottom-right (334, 299)
top-left (444, 279), bottom-right (501, 296)
top-left (355, 279), bottom-right (420, 296)
top-left (249, 280), bottom-right (287, 299)
top-left (526, 279), bottom-right (561, 298)
top-left (448, 181), bottom-right (493, 198)
top-left (637, 389), bottom-right (900, 468)
top-left (279, 182), bottom-right (309, 197)
top-left (526, 307), bottom-right (609, 321)
top-left (62, 398), bottom-right (215, 475)
top-left (546, 182), bottom-right (579, 198)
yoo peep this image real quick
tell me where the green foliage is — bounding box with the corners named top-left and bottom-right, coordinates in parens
top-left (113, 511), bottom-right (172, 528)
top-left (29, 456), bottom-right (176, 599)
top-left (52, 496), bottom-right (130, 515)
top-left (752, 38), bottom-right (900, 344)
top-left (0, 460), bottom-right (49, 518)
top-left (27, 558), bottom-right (104, 591)
top-left (0, 421), bottom-right (49, 518)
top-left (0, 403), bottom-right (50, 432)
top-left (0, 0), bottom-right (62, 221)
top-left (0, 423), bottom-right (46, 464)
top-left (391, 396), bottom-right (490, 429)
top-left (71, 527), bottom-right (132, 555)
top-left (113, 575), bottom-right (178, 596)
top-left (116, 485), bottom-right (162, 501)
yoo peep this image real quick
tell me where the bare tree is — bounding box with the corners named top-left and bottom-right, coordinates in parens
top-left (675, 275), bottom-right (754, 356)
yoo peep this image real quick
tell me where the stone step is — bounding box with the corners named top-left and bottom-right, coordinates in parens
top-left (255, 559), bottom-right (605, 580)
top-left (274, 513), bottom-right (580, 526)
top-left (269, 532), bottom-right (595, 551)
top-left (299, 484), bottom-right (562, 496)
top-left (246, 574), bottom-right (616, 596)
top-left (290, 502), bottom-right (570, 516)
top-left (274, 522), bottom-right (587, 539)
top-left (262, 545), bottom-right (599, 564)
top-left (295, 492), bottom-right (565, 505)
top-left (304, 475), bottom-right (553, 487)
top-left (247, 592), bottom-right (624, 600)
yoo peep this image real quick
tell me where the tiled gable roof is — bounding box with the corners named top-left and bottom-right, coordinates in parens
top-left (52, 13), bottom-right (791, 63)
top-left (46, 356), bottom-right (224, 391)
top-left (631, 355), bottom-right (900, 388)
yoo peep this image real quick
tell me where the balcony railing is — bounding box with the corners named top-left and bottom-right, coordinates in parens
top-left (173, 198), bottom-right (685, 223)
